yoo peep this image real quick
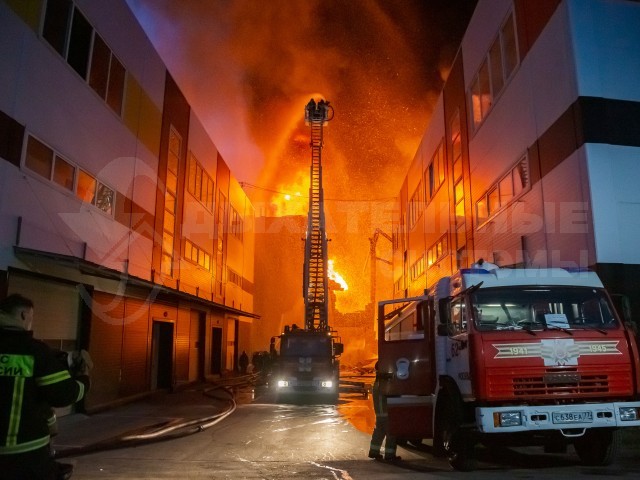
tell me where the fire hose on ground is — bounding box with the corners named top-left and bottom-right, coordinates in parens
top-left (54, 374), bottom-right (260, 459)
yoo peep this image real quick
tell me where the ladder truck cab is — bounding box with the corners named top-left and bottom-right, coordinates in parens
top-left (270, 99), bottom-right (343, 403)
top-left (270, 324), bottom-right (343, 402)
top-left (377, 265), bottom-right (640, 470)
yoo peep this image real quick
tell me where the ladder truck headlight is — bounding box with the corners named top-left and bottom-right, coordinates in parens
top-left (277, 380), bottom-right (289, 388)
top-left (619, 407), bottom-right (640, 421)
top-left (493, 411), bottom-right (523, 427)
top-left (321, 380), bottom-right (333, 389)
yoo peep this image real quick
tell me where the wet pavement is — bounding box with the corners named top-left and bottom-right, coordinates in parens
top-left (51, 376), bottom-right (640, 479)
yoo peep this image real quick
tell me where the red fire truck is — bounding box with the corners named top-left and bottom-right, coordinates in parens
top-left (377, 266), bottom-right (640, 470)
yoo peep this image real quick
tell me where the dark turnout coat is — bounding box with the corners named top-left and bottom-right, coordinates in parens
top-left (0, 328), bottom-right (88, 455)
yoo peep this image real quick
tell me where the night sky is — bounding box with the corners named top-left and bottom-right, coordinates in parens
top-left (125, 0), bottom-right (478, 311)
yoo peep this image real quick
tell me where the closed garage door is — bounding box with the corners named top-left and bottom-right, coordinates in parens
top-left (8, 273), bottom-right (80, 345)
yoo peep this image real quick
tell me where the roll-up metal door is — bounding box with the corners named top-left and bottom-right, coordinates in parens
top-left (87, 291), bottom-right (125, 409)
top-left (8, 273), bottom-right (79, 345)
top-left (121, 297), bottom-right (150, 396)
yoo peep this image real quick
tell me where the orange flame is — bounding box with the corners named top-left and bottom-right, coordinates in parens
top-left (328, 259), bottom-right (348, 291)
top-left (267, 170), bottom-right (309, 216)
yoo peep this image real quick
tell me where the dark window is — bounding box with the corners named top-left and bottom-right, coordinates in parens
top-left (53, 155), bottom-right (75, 191)
top-left (25, 136), bottom-right (53, 179)
top-left (106, 55), bottom-right (125, 114)
top-left (42, 0), bottom-right (72, 56)
top-left (89, 34), bottom-right (110, 99)
top-left (0, 110), bottom-right (25, 167)
top-left (67, 8), bottom-right (92, 78)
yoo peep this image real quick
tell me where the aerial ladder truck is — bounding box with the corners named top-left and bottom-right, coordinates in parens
top-left (270, 99), bottom-right (343, 403)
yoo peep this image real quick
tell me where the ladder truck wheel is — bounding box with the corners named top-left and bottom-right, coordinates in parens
top-left (432, 402), bottom-right (447, 457)
top-left (574, 428), bottom-right (619, 466)
top-left (440, 395), bottom-right (476, 471)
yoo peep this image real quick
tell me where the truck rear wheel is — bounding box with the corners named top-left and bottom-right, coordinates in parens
top-left (574, 429), bottom-right (619, 466)
top-left (440, 395), bottom-right (476, 471)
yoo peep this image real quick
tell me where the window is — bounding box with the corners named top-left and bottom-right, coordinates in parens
top-left (24, 135), bottom-right (113, 212)
top-left (52, 156), bottom-right (75, 191)
top-left (499, 174), bottom-right (513, 206)
top-left (216, 191), bottom-right (227, 296)
top-left (382, 299), bottom-right (429, 341)
top-left (162, 128), bottom-right (181, 276)
top-left (89, 34), bottom-right (110, 98)
top-left (472, 287), bottom-right (618, 332)
top-left (394, 276), bottom-right (404, 294)
top-left (184, 239), bottom-right (212, 271)
top-left (408, 180), bottom-right (423, 230)
top-left (502, 13), bottom-right (518, 79)
top-left (76, 170), bottom-right (114, 214)
top-left (42, 1), bottom-right (126, 115)
top-left (470, 60), bottom-right (491, 129)
top-left (489, 37), bottom-right (504, 95)
top-left (76, 170), bottom-right (96, 203)
top-left (476, 156), bottom-right (530, 227)
top-left (227, 268), bottom-right (242, 288)
top-left (455, 180), bottom-right (465, 226)
top-left (411, 255), bottom-right (425, 281)
top-left (105, 56), bottom-right (125, 115)
top-left (229, 207), bottom-right (244, 241)
top-left (426, 141), bottom-right (445, 199)
top-left (449, 297), bottom-right (467, 335)
top-left (67, 8), bottom-right (92, 78)
top-left (476, 197), bottom-right (488, 226)
top-left (487, 187), bottom-right (499, 216)
top-left (95, 182), bottom-right (114, 214)
top-left (42, 0), bottom-right (72, 56)
top-left (25, 136), bottom-right (53, 179)
top-left (469, 11), bottom-right (519, 131)
top-left (187, 153), bottom-right (215, 211)
top-left (427, 234), bottom-right (448, 268)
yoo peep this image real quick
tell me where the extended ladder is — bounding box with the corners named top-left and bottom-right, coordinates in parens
top-left (303, 99), bottom-right (333, 331)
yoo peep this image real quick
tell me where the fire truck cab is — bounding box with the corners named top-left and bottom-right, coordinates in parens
top-left (378, 266), bottom-right (640, 470)
top-left (270, 325), bottom-right (343, 403)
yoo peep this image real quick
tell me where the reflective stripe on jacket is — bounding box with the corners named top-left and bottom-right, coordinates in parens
top-left (0, 329), bottom-right (86, 455)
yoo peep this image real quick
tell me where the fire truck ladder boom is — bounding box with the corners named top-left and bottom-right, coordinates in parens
top-left (303, 99), bottom-right (333, 332)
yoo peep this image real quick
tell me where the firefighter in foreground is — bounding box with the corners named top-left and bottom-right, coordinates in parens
top-left (0, 294), bottom-right (91, 479)
top-left (368, 362), bottom-right (401, 462)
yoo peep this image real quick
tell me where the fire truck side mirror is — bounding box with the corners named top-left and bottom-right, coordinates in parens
top-left (438, 298), bottom-right (450, 317)
top-left (334, 342), bottom-right (344, 356)
top-left (611, 294), bottom-right (633, 325)
top-left (437, 323), bottom-right (449, 336)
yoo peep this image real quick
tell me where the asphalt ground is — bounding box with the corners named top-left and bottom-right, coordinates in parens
top-left (53, 384), bottom-right (239, 459)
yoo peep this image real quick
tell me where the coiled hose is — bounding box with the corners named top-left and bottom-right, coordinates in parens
top-left (55, 374), bottom-right (260, 459)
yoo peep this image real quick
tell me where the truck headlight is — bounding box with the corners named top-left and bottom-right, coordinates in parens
top-left (493, 411), bottom-right (523, 427)
top-left (321, 380), bottom-right (333, 388)
top-left (619, 407), bottom-right (640, 421)
top-left (277, 380), bottom-right (289, 388)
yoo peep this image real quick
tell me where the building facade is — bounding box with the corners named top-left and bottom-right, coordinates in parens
top-left (0, 0), bottom-right (256, 410)
top-left (391, 0), bottom-right (640, 323)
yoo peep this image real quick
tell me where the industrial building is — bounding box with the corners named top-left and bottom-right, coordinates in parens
top-left (0, 0), bottom-right (256, 410)
top-left (391, 0), bottom-right (640, 322)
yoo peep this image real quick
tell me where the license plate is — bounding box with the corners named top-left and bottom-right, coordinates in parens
top-left (552, 411), bottom-right (593, 424)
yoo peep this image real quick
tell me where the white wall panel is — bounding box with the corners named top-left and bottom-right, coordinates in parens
top-left (586, 143), bottom-right (640, 264)
top-left (568, 0), bottom-right (640, 101)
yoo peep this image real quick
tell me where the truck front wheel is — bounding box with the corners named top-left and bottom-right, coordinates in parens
top-left (440, 396), bottom-right (476, 471)
top-left (574, 429), bottom-right (619, 466)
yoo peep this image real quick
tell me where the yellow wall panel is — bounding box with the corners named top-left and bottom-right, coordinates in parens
top-left (5, 0), bottom-right (43, 32)
top-left (123, 74), bottom-right (162, 158)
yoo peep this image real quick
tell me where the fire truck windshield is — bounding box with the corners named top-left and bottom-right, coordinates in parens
top-left (281, 335), bottom-right (332, 357)
top-left (471, 287), bottom-right (618, 332)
